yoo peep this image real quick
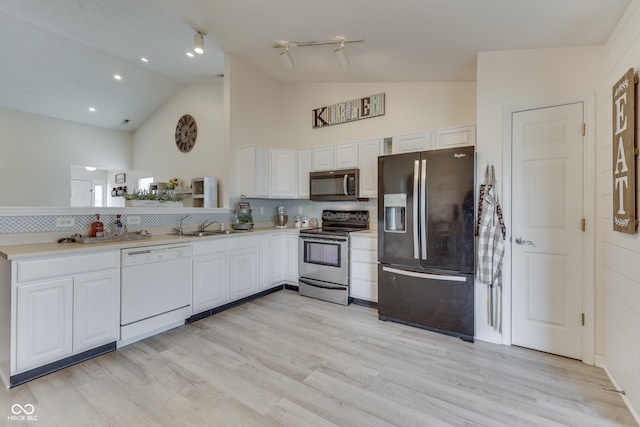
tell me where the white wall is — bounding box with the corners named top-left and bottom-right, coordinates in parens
top-left (0, 108), bottom-right (132, 207)
top-left (132, 83), bottom-right (225, 206)
top-left (476, 46), bottom-right (603, 345)
top-left (279, 82), bottom-right (476, 149)
top-left (602, 0), bottom-right (640, 417)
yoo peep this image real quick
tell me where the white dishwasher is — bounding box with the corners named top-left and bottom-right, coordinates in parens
top-left (120, 243), bottom-right (192, 347)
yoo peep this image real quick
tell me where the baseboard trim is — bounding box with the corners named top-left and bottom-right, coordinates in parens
top-left (601, 363), bottom-right (640, 426)
top-left (10, 342), bottom-right (116, 388)
top-left (351, 298), bottom-right (378, 309)
top-left (186, 285), bottom-right (284, 324)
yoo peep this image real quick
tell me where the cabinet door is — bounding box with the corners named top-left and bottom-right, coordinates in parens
top-left (334, 143), bottom-right (359, 169)
top-left (73, 270), bottom-right (119, 353)
top-left (270, 234), bottom-right (286, 285)
top-left (285, 234), bottom-right (299, 283)
top-left (392, 132), bottom-right (434, 153)
top-left (240, 146), bottom-right (270, 197)
top-left (229, 246), bottom-right (259, 301)
top-left (312, 146), bottom-right (335, 171)
top-left (297, 149), bottom-right (312, 198)
top-left (271, 150), bottom-right (297, 198)
top-left (17, 278), bottom-right (73, 372)
top-left (193, 252), bottom-right (229, 313)
top-left (435, 125), bottom-right (476, 149)
top-left (358, 139), bottom-right (382, 197)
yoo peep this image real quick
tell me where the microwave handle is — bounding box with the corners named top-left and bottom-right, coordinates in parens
top-left (343, 174), bottom-right (348, 196)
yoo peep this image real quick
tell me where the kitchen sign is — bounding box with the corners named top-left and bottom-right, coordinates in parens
top-left (312, 93), bottom-right (385, 128)
top-left (612, 68), bottom-right (637, 234)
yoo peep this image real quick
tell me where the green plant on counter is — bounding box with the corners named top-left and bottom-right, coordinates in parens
top-left (124, 189), bottom-right (186, 203)
top-left (239, 214), bottom-right (253, 223)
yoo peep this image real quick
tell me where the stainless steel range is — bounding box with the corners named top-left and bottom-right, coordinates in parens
top-left (298, 210), bottom-right (370, 305)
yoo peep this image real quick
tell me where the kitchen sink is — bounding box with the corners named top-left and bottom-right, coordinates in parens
top-left (169, 230), bottom-right (238, 237)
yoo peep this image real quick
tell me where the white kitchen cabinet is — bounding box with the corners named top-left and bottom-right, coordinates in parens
top-left (16, 278), bottom-right (74, 372)
top-left (285, 234), bottom-right (299, 283)
top-left (73, 270), bottom-right (119, 353)
top-left (261, 234), bottom-right (286, 289)
top-left (334, 142), bottom-right (359, 169)
top-left (358, 139), bottom-right (382, 198)
top-left (240, 145), bottom-right (270, 198)
top-left (229, 236), bottom-right (259, 301)
top-left (434, 125), bottom-right (476, 149)
top-left (392, 132), bottom-right (434, 153)
top-left (270, 149), bottom-right (297, 198)
top-left (297, 149), bottom-right (312, 198)
top-left (10, 250), bottom-right (120, 380)
top-left (349, 235), bottom-right (378, 302)
top-left (312, 146), bottom-right (335, 171)
top-left (192, 239), bottom-right (229, 314)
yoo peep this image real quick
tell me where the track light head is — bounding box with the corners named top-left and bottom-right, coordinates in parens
top-left (194, 30), bottom-right (207, 54)
top-left (334, 41), bottom-right (350, 68)
top-left (280, 46), bottom-right (294, 69)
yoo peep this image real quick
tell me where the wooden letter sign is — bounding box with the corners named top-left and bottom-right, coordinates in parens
top-left (612, 68), bottom-right (637, 234)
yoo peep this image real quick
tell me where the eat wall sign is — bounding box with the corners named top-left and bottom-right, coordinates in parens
top-left (612, 68), bottom-right (638, 234)
top-left (312, 93), bottom-right (385, 129)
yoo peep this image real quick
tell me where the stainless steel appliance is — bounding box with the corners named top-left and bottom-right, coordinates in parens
top-left (299, 210), bottom-right (369, 305)
top-left (378, 146), bottom-right (475, 342)
top-left (309, 169), bottom-right (360, 201)
top-left (120, 244), bottom-right (192, 346)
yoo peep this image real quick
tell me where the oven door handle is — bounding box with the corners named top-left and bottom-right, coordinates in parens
top-left (299, 277), bottom-right (347, 290)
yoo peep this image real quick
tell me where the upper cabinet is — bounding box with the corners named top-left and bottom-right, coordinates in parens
top-left (297, 149), bottom-right (312, 199)
top-left (392, 132), bottom-right (434, 154)
top-left (270, 149), bottom-right (297, 199)
top-left (334, 142), bottom-right (359, 169)
top-left (358, 139), bottom-right (382, 198)
top-left (240, 145), bottom-right (270, 198)
top-left (312, 146), bottom-right (335, 171)
top-left (435, 125), bottom-right (476, 149)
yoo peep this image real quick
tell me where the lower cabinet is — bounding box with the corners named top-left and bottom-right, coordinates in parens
top-left (260, 234), bottom-right (286, 289)
top-left (192, 251), bottom-right (229, 314)
top-left (229, 236), bottom-right (260, 300)
top-left (349, 235), bottom-right (378, 302)
top-left (16, 268), bottom-right (119, 373)
top-left (285, 234), bottom-right (298, 283)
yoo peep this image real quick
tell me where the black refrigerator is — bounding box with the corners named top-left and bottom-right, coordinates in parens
top-left (378, 146), bottom-right (475, 342)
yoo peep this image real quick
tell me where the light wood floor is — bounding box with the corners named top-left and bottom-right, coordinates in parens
top-left (1, 290), bottom-right (637, 426)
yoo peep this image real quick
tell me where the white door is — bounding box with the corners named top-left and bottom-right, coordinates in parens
top-left (70, 179), bottom-right (92, 207)
top-left (511, 103), bottom-right (584, 360)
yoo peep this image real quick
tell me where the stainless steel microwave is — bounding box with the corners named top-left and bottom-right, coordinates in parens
top-left (309, 169), bottom-right (359, 201)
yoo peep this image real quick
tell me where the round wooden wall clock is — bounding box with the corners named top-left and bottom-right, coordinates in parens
top-left (175, 114), bottom-right (197, 152)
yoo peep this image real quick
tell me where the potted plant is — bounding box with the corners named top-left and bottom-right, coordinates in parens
top-left (124, 190), bottom-right (186, 207)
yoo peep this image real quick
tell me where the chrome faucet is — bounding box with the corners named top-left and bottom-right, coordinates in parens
top-left (173, 215), bottom-right (191, 235)
top-left (201, 219), bottom-right (219, 231)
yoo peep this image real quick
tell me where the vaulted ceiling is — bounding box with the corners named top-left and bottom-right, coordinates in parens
top-left (0, 0), bottom-right (631, 130)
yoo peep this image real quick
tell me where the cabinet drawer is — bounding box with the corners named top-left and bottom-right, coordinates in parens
top-left (192, 239), bottom-right (228, 256)
top-left (351, 249), bottom-right (377, 263)
top-left (228, 235), bottom-right (258, 250)
top-left (350, 236), bottom-right (377, 250)
top-left (17, 251), bottom-right (119, 283)
top-left (351, 261), bottom-right (377, 282)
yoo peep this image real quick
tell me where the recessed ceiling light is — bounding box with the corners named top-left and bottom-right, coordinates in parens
top-left (114, 74), bottom-right (122, 80)
top-left (186, 52), bottom-right (194, 58)
top-left (88, 107), bottom-right (96, 112)
top-left (85, 166), bottom-right (97, 172)
top-left (140, 57), bottom-right (148, 63)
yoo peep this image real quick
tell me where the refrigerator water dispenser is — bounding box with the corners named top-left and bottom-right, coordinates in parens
top-left (384, 194), bottom-right (406, 232)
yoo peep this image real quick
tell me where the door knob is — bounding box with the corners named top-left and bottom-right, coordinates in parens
top-left (515, 236), bottom-right (533, 246)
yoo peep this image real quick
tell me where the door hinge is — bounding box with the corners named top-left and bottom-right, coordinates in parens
top-left (581, 218), bottom-right (586, 232)
top-left (582, 313), bottom-right (585, 326)
top-left (582, 123), bottom-right (586, 136)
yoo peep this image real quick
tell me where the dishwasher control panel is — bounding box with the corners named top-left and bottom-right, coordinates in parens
top-left (121, 244), bottom-right (191, 267)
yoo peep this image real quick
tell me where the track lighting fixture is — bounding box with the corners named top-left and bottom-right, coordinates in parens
top-left (334, 41), bottom-right (350, 68)
top-left (273, 38), bottom-right (363, 69)
top-left (280, 45), bottom-right (295, 69)
top-left (194, 29), bottom-right (207, 54)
